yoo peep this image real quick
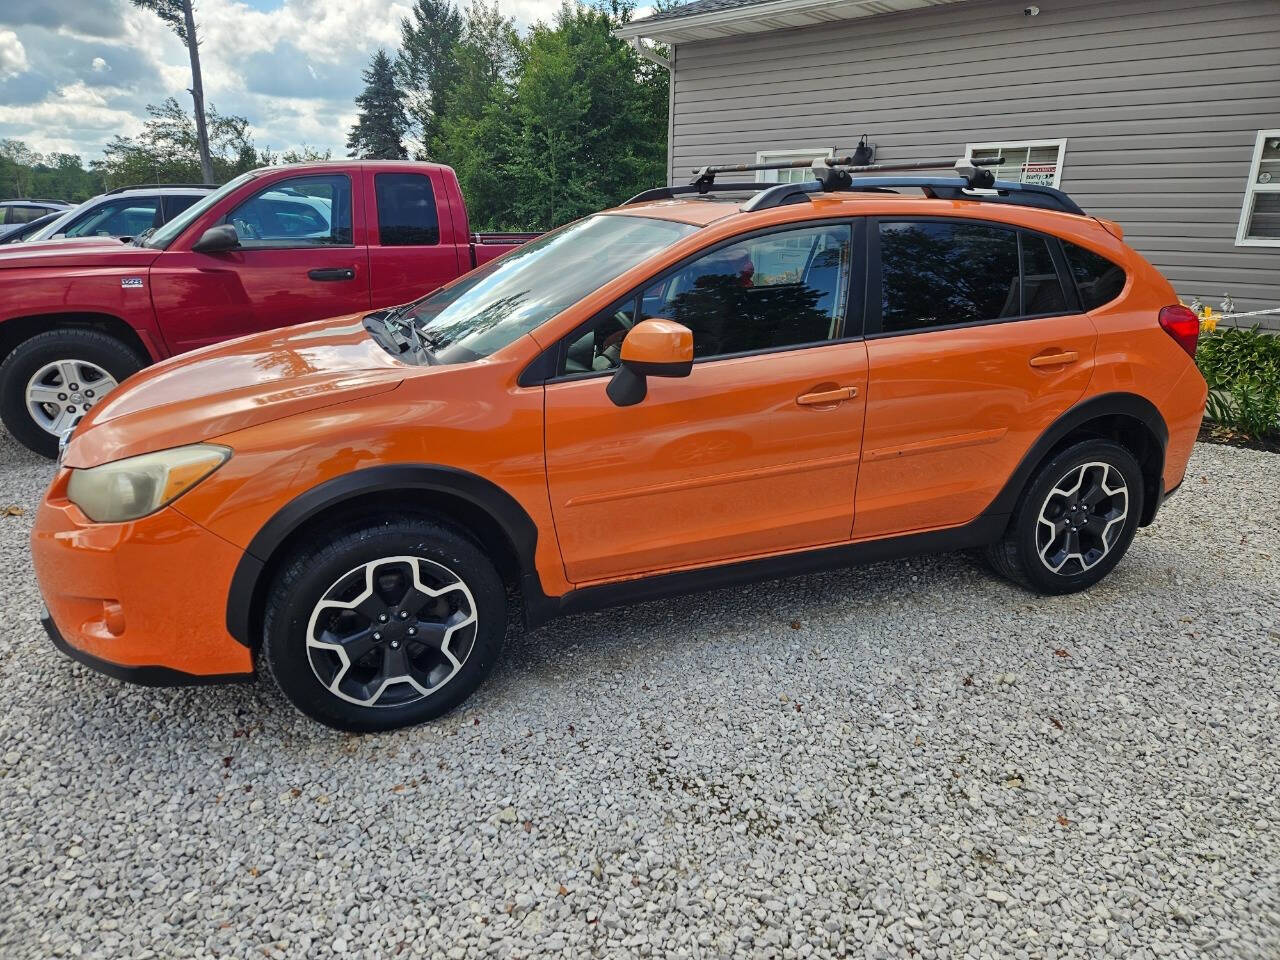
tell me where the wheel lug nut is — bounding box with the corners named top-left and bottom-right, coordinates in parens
top-left (58, 393), bottom-right (67, 401)
top-left (407, 627), bottom-right (416, 636)
top-left (69, 383), bottom-right (79, 391)
top-left (373, 632), bottom-right (382, 641)
top-left (390, 640), bottom-right (400, 649)
top-left (399, 611), bottom-right (409, 619)
top-left (85, 390), bottom-right (95, 398)
top-left (378, 614), bottom-right (388, 622)
top-left (65, 405), bottom-right (75, 413)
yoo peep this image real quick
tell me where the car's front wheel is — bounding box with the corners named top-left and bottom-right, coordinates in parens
top-left (262, 516), bottom-right (507, 732)
top-left (986, 439), bottom-right (1145, 595)
top-left (0, 329), bottom-right (145, 458)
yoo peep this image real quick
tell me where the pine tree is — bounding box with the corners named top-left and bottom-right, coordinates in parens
top-left (347, 50), bottom-right (409, 160)
top-left (397, 0), bottom-right (463, 159)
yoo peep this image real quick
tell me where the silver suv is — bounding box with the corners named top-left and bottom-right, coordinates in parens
top-left (29, 185), bottom-right (215, 242)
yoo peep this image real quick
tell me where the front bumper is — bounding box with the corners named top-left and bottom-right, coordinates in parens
top-left (31, 472), bottom-right (255, 686)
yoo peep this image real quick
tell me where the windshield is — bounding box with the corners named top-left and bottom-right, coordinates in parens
top-left (142, 171), bottom-right (259, 249)
top-left (401, 214), bottom-right (697, 364)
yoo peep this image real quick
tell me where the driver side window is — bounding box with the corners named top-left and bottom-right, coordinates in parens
top-left (558, 223), bottom-right (853, 375)
top-left (225, 174), bottom-right (352, 248)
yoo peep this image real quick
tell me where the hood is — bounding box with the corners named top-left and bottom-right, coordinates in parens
top-left (63, 312), bottom-right (407, 466)
top-left (0, 236), bottom-right (153, 270)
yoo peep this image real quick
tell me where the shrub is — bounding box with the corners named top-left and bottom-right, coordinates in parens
top-left (1196, 325), bottom-right (1280, 445)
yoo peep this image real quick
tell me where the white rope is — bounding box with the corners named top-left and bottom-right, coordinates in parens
top-left (1219, 307), bottom-right (1280, 321)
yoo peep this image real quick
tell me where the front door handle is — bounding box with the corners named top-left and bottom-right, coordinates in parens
top-left (797, 386), bottom-right (858, 406)
top-left (1029, 350), bottom-right (1079, 368)
top-left (308, 267), bottom-right (356, 282)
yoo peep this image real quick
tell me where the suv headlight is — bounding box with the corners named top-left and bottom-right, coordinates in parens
top-left (67, 444), bottom-right (231, 523)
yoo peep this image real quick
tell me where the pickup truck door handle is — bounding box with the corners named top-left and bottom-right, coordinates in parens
top-left (796, 386), bottom-right (858, 406)
top-left (1029, 349), bottom-right (1079, 368)
top-left (307, 267), bottom-right (356, 282)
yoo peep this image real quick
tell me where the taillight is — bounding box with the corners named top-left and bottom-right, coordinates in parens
top-left (1158, 305), bottom-right (1200, 357)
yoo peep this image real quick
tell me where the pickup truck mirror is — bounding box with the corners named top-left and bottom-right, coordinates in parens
top-left (606, 319), bottom-right (694, 407)
top-left (192, 224), bottom-right (240, 254)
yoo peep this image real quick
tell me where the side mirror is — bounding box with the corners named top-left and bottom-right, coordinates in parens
top-left (606, 319), bottom-right (694, 407)
top-left (191, 223), bottom-right (240, 254)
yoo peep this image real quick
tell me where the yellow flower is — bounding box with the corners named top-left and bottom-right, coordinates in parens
top-left (1201, 309), bottom-right (1219, 333)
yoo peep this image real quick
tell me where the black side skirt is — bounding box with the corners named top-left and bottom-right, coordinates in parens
top-left (524, 511), bottom-right (1009, 629)
top-left (41, 608), bottom-right (255, 688)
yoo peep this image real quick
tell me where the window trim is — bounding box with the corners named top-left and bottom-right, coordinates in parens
top-left (1236, 129), bottom-right (1280, 248)
top-left (530, 218), bottom-right (868, 385)
top-left (222, 173), bottom-right (354, 250)
top-left (965, 138), bottom-right (1068, 189)
top-left (865, 216), bottom-right (1080, 339)
top-left (754, 146), bottom-right (835, 184)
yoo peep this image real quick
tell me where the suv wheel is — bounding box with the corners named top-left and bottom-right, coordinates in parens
top-left (0, 329), bottom-right (146, 458)
top-left (986, 439), bottom-right (1144, 595)
top-left (262, 516), bottom-right (507, 732)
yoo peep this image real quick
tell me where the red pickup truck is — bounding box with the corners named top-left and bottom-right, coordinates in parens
top-left (0, 160), bottom-right (535, 456)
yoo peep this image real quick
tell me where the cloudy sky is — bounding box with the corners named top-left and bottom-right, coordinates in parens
top-left (0, 0), bottom-right (599, 162)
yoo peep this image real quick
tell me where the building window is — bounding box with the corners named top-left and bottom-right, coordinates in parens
top-left (1237, 130), bottom-right (1280, 247)
top-left (966, 140), bottom-right (1067, 188)
top-left (755, 147), bottom-right (834, 184)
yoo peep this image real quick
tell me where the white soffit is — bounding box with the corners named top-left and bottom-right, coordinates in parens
top-left (617, 0), bottom-right (976, 44)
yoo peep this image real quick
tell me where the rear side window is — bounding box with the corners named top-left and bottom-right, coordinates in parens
top-left (879, 221), bottom-right (1020, 332)
top-left (162, 194), bottom-right (202, 222)
top-left (1062, 242), bottom-right (1126, 310)
top-left (8, 205), bottom-right (49, 224)
top-left (63, 197), bottom-right (161, 238)
top-left (375, 173), bottom-right (439, 246)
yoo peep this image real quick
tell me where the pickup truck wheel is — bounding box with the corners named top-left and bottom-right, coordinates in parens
top-left (0, 329), bottom-right (146, 458)
top-left (261, 516), bottom-right (507, 732)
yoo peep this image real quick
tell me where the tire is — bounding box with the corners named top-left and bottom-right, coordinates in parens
top-left (262, 515), bottom-right (507, 732)
top-left (0, 329), bottom-right (146, 458)
top-left (985, 439), bottom-right (1145, 595)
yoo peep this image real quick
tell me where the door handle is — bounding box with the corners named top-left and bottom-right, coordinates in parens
top-left (1029, 350), bottom-right (1079, 368)
top-left (308, 267), bottom-right (356, 282)
top-left (797, 386), bottom-right (858, 406)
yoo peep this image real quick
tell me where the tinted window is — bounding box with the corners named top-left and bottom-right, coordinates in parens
top-left (638, 224), bottom-right (852, 360)
top-left (880, 221), bottom-right (1019, 332)
top-left (1063, 241), bottom-right (1126, 310)
top-left (63, 197), bottom-right (160, 238)
top-left (8, 205), bottom-right (49, 224)
top-left (162, 193), bottom-right (203, 222)
top-left (1021, 235), bottom-right (1067, 315)
top-left (226, 174), bottom-right (351, 247)
top-left (375, 173), bottom-right (439, 246)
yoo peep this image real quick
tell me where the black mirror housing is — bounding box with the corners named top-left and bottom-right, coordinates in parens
top-left (192, 224), bottom-right (240, 253)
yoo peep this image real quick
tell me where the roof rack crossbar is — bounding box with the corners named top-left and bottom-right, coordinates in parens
top-left (104, 183), bottom-right (220, 194)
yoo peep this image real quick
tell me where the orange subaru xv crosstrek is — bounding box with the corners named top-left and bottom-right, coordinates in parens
top-left (31, 162), bottom-right (1208, 731)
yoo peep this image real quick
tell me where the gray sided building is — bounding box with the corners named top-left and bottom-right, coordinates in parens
top-left (618, 0), bottom-right (1280, 328)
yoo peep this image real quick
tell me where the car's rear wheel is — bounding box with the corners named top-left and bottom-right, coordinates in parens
top-left (262, 516), bottom-right (507, 732)
top-left (0, 329), bottom-right (145, 458)
top-left (986, 439), bottom-right (1144, 595)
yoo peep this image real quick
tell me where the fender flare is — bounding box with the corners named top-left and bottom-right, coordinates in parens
top-left (983, 391), bottom-right (1169, 522)
top-left (225, 464), bottom-right (540, 647)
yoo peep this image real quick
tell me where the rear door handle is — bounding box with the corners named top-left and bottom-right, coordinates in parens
top-left (1029, 350), bottom-right (1079, 368)
top-left (308, 267), bottom-right (356, 282)
top-left (797, 386), bottom-right (858, 406)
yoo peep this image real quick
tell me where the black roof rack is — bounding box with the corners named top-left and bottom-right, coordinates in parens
top-left (104, 183), bottom-right (219, 195)
top-left (622, 155), bottom-right (1085, 217)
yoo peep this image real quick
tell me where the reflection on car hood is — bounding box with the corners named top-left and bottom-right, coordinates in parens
top-left (63, 312), bottom-right (407, 467)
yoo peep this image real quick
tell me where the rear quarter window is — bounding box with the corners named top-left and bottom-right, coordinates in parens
top-left (1063, 241), bottom-right (1127, 311)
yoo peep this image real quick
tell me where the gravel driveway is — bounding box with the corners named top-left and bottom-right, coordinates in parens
top-left (0, 429), bottom-right (1276, 960)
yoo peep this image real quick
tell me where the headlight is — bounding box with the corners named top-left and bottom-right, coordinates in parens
top-left (67, 444), bottom-right (231, 523)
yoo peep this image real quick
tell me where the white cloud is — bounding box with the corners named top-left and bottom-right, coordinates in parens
top-left (0, 0), bottom-right (574, 160)
top-left (0, 29), bottom-right (30, 78)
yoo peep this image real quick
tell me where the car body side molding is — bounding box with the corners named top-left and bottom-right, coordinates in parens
top-left (225, 463), bottom-right (541, 647)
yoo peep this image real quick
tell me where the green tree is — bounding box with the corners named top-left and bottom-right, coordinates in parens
top-left (130, 0), bottom-right (215, 183)
top-left (435, 0), bottom-right (522, 228)
top-left (506, 1), bottom-right (668, 229)
top-left (397, 0), bottom-right (463, 159)
top-left (347, 49), bottom-right (409, 160)
top-left (94, 97), bottom-right (256, 186)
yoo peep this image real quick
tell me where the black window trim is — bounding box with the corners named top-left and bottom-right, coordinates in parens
top-left (221, 173), bottom-right (355, 251)
top-left (865, 215), bottom-right (1082, 340)
top-left (522, 217), bottom-right (869, 387)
